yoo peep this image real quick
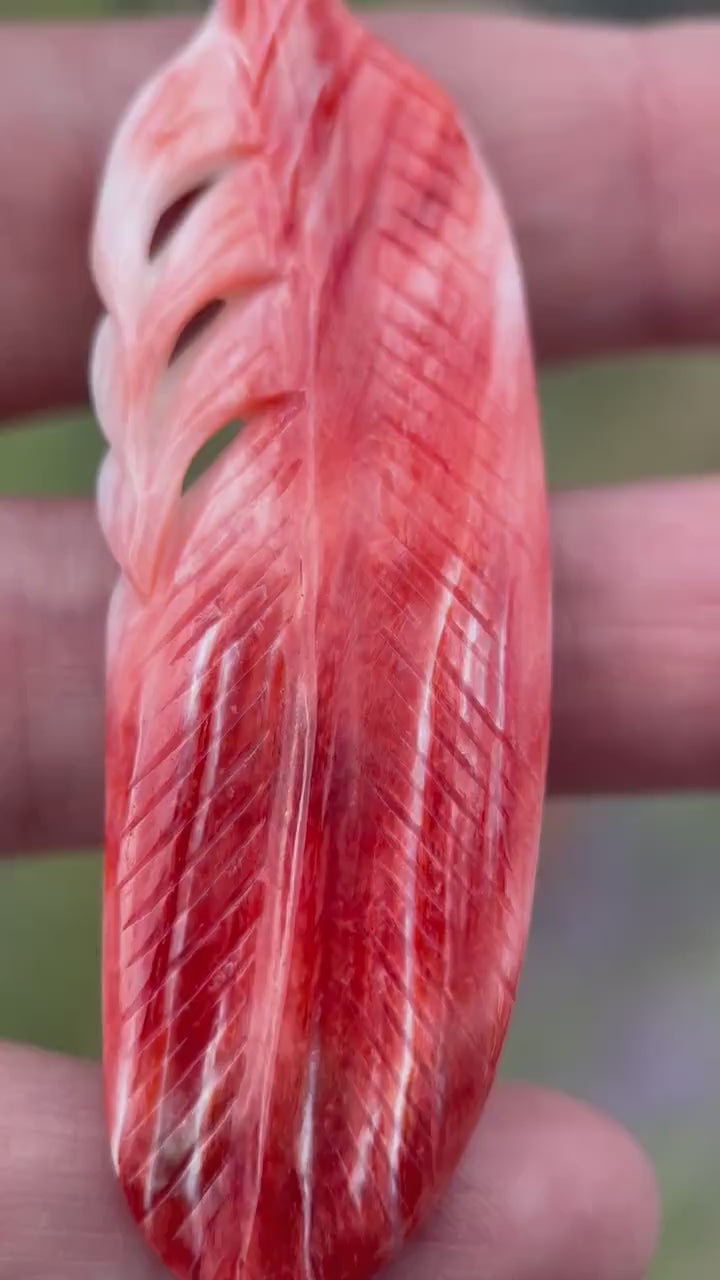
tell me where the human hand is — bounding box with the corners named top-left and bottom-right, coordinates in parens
top-left (3, 11), bottom-right (719, 1277)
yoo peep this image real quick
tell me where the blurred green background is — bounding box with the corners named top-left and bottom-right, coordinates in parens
top-left (1, 1), bottom-right (719, 1277)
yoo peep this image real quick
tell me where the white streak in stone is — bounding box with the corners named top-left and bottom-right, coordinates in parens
top-left (144, 990), bottom-right (181, 1212)
top-left (452, 610), bottom-right (482, 948)
top-left (349, 1100), bottom-right (380, 1208)
top-left (111, 1052), bottom-right (133, 1173)
top-left (186, 622), bottom-right (220, 727)
top-left (297, 1042), bottom-right (320, 1279)
top-left (487, 597), bottom-right (508, 871)
top-left (436, 604), bottom-right (480, 1124)
top-left (185, 992), bottom-right (228, 1242)
top-left (158, 643), bottom-right (235, 986)
top-left (461, 614), bottom-right (481, 720)
top-left (388, 558), bottom-right (460, 1209)
top-left (189, 643), bottom-right (234, 855)
top-left (143, 622), bottom-right (223, 1214)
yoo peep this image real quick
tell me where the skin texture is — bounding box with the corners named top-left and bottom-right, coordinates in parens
top-left (3, 9), bottom-right (720, 1277)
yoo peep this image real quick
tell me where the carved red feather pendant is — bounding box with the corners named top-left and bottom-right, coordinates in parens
top-left (90, 1), bottom-right (550, 1277)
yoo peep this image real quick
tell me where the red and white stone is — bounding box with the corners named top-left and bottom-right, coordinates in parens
top-left (90, 1), bottom-right (550, 1277)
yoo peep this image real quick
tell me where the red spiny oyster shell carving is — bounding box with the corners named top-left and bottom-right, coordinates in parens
top-left (90, 1), bottom-right (550, 1276)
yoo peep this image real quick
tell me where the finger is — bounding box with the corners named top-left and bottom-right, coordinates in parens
top-left (0, 1045), bottom-right (166, 1279)
top-left (548, 478), bottom-right (720, 794)
top-left (0, 500), bottom-right (109, 853)
top-left (2, 16), bottom-right (720, 418)
top-left (0, 1044), bottom-right (657, 1280)
top-left (385, 1085), bottom-right (658, 1280)
top-left (373, 14), bottom-right (720, 360)
top-left (0, 18), bottom-right (186, 421)
top-left (2, 478), bottom-right (718, 855)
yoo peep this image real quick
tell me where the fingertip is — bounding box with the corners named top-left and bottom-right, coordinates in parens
top-left (0, 1050), bottom-right (659, 1280)
top-left (516, 1089), bottom-right (660, 1280)
top-left (480, 1086), bottom-right (660, 1280)
top-left (389, 1084), bottom-right (659, 1280)
top-left (0, 1045), bottom-right (165, 1279)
